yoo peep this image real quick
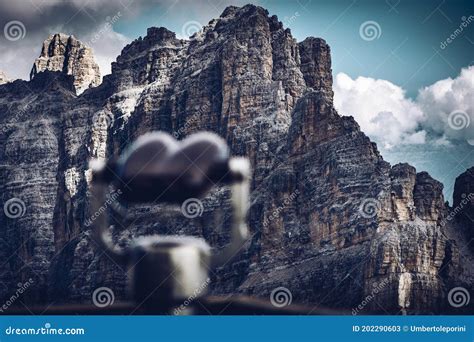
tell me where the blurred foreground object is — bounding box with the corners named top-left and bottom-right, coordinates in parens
top-left (90, 131), bottom-right (251, 314)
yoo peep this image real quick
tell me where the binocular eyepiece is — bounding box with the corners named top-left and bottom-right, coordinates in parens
top-left (92, 132), bottom-right (247, 203)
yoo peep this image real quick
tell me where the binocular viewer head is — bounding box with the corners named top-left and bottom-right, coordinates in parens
top-left (89, 131), bottom-right (251, 310)
top-left (92, 131), bottom-right (247, 203)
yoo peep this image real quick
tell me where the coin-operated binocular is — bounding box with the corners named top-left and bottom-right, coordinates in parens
top-left (89, 131), bottom-right (250, 313)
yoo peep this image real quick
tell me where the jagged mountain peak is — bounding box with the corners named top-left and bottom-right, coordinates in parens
top-left (30, 32), bottom-right (101, 95)
top-left (0, 70), bottom-right (9, 84)
top-left (220, 4), bottom-right (269, 18)
top-left (0, 5), bottom-right (472, 313)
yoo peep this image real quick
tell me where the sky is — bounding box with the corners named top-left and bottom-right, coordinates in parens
top-left (0, 0), bottom-right (473, 201)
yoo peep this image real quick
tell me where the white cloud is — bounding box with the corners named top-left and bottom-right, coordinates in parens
top-left (417, 66), bottom-right (474, 141)
top-left (334, 66), bottom-right (474, 148)
top-left (333, 73), bottom-right (425, 149)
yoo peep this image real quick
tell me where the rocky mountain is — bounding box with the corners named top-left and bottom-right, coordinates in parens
top-left (0, 71), bottom-right (8, 85)
top-left (30, 33), bottom-right (101, 95)
top-left (0, 5), bottom-right (472, 314)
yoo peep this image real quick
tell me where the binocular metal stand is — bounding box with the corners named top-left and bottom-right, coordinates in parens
top-left (89, 131), bottom-right (251, 314)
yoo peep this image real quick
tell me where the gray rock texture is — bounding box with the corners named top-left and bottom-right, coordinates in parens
top-left (0, 5), bottom-right (472, 314)
top-left (30, 33), bottom-right (101, 95)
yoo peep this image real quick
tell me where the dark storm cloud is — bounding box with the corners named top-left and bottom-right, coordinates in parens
top-left (0, 0), bottom-right (131, 34)
top-left (0, 0), bottom-right (149, 80)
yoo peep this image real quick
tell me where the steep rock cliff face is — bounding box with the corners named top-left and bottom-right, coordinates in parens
top-left (30, 33), bottom-right (101, 95)
top-left (0, 5), bottom-right (472, 313)
top-left (453, 168), bottom-right (474, 230)
top-left (452, 167), bottom-right (474, 255)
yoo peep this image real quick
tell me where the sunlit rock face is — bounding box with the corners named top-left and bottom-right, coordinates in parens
top-left (0, 70), bottom-right (8, 84)
top-left (0, 4), bottom-right (472, 313)
top-left (30, 33), bottom-right (101, 95)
